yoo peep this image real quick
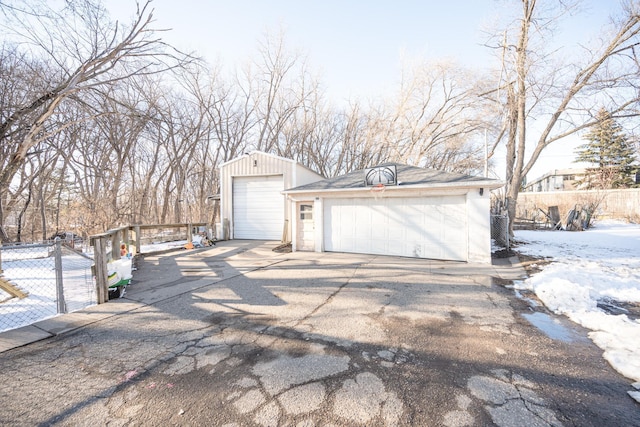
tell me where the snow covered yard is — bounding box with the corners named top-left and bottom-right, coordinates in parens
top-left (513, 220), bottom-right (640, 401)
top-left (0, 239), bottom-right (192, 333)
top-left (0, 245), bottom-right (95, 332)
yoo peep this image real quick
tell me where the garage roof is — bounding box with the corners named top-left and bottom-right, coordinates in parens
top-left (218, 150), bottom-right (322, 176)
top-left (283, 163), bottom-right (503, 193)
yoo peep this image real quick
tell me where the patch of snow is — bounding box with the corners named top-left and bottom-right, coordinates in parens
top-left (140, 240), bottom-right (188, 253)
top-left (0, 238), bottom-right (193, 333)
top-left (514, 220), bottom-right (640, 382)
top-left (0, 248), bottom-right (95, 332)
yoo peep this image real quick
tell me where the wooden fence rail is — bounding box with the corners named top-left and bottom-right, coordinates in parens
top-left (90, 222), bottom-right (208, 304)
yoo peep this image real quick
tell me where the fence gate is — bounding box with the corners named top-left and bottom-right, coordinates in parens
top-left (491, 214), bottom-right (510, 249)
top-left (0, 241), bottom-right (95, 333)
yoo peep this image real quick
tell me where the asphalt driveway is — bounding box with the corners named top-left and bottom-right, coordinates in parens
top-left (0, 241), bottom-right (638, 426)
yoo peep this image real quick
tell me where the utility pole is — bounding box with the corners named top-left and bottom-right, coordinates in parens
top-left (484, 129), bottom-right (489, 178)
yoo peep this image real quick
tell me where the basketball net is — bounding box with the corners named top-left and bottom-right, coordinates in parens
top-left (370, 183), bottom-right (386, 200)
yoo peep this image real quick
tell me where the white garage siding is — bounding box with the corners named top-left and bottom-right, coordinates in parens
top-left (220, 152), bottom-right (325, 242)
top-left (232, 175), bottom-right (284, 240)
top-left (323, 196), bottom-right (468, 261)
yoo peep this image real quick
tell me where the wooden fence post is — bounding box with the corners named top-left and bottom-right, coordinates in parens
top-left (93, 237), bottom-right (109, 304)
top-left (134, 225), bottom-right (141, 255)
top-left (54, 238), bottom-right (67, 313)
top-left (111, 232), bottom-right (120, 260)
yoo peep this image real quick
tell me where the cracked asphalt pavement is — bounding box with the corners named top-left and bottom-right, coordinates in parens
top-left (1, 241), bottom-right (638, 426)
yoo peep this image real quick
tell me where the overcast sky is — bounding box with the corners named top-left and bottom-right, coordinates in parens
top-left (106, 0), bottom-right (623, 180)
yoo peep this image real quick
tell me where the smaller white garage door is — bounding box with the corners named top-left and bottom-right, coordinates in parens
top-left (323, 196), bottom-right (468, 261)
top-left (233, 175), bottom-right (284, 240)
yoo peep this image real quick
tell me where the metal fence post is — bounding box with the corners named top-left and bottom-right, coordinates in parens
top-left (54, 237), bottom-right (67, 314)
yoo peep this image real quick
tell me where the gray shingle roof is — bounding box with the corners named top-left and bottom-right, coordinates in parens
top-left (285, 163), bottom-right (501, 192)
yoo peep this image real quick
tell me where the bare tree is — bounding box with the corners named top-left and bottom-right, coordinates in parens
top-left (491, 0), bottom-right (640, 233)
top-left (246, 31), bottom-right (312, 153)
top-left (129, 83), bottom-right (167, 224)
top-left (380, 59), bottom-right (488, 173)
top-left (0, 0), bottom-right (189, 241)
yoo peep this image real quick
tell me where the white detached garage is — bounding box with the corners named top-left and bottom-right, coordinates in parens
top-left (283, 163), bottom-right (503, 264)
top-left (219, 151), bottom-right (323, 241)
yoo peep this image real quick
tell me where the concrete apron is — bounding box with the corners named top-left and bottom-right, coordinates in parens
top-left (0, 241), bottom-right (637, 426)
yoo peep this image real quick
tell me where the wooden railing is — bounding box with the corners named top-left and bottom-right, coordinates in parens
top-left (90, 222), bottom-right (208, 303)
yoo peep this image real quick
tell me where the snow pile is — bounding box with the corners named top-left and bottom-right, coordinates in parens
top-left (514, 220), bottom-right (640, 383)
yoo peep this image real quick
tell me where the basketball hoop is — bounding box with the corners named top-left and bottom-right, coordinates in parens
top-left (370, 183), bottom-right (386, 200)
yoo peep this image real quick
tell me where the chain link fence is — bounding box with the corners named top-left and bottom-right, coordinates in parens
top-left (491, 214), bottom-right (510, 249)
top-left (0, 240), bottom-right (95, 333)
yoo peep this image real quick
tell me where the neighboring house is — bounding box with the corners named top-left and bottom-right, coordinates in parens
top-left (522, 168), bottom-right (587, 192)
top-left (283, 163), bottom-right (503, 264)
top-left (218, 151), bottom-right (324, 241)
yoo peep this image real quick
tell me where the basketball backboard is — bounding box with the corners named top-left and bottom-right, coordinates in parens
top-left (364, 165), bottom-right (397, 186)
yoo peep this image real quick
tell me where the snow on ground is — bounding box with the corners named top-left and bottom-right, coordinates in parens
top-left (0, 240), bottom-right (189, 333)
top-left (514, 220), bottom-right (640, 388)
top-left (0, 246), bottom-right (95, 332)
top-left (140, 240), bottom-right (188, 253)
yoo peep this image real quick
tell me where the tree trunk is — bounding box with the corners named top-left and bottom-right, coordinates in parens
top-left (505, 0), bottom-right (533, 236)
top-left (16, 183), bottom-right (33, 243)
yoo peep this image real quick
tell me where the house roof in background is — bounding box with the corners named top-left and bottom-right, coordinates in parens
top-left (525, 168), bottom-right (587, 187)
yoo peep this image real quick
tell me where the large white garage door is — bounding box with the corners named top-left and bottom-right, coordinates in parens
top-left (233, 175), bottom-right (284, 240)
top-left (323, 196), bottom-right (468, 261)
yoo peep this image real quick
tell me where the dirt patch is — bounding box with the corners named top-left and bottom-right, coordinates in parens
top-left (272, 243), bottom-right (292, 253)
top-left (491, 248), bottom-right (516, 258)
top-left (513, 252), bottom-right (552, 275)
top-left (491, 247), bottom-right (552, 275)
top-left (597, 299), bottom-right (640, 321)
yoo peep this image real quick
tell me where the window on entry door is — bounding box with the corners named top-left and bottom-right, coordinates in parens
top-left (300, 204), bottom-right (313, 220)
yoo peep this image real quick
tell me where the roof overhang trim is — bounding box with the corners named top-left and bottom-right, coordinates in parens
top-left (283, 180), bottom-right (504, 195)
